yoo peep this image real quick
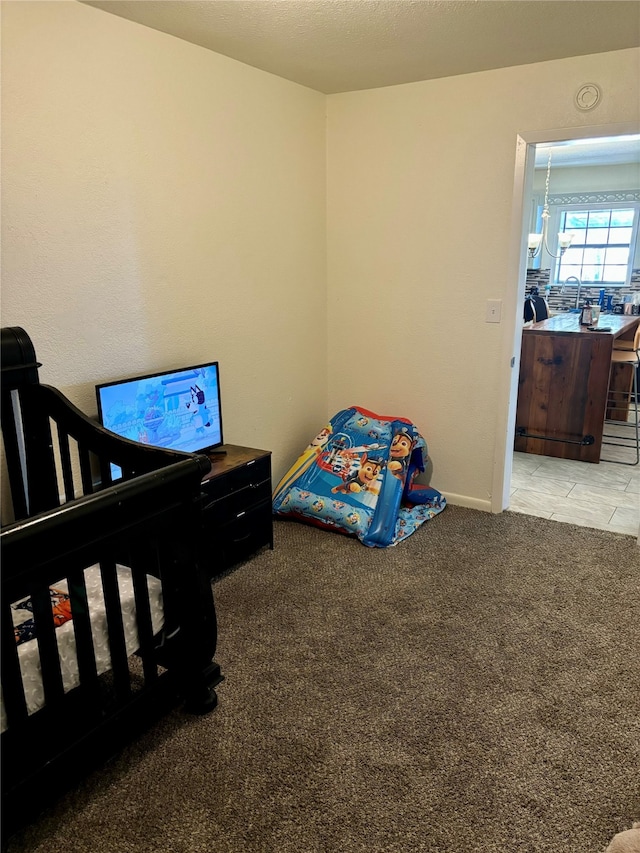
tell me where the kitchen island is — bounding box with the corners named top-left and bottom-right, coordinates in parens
top-left (515, 312), bottom-right (639, 462)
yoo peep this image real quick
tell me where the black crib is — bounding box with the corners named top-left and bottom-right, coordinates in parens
top-left (1, 327), bottom-right (222, 842)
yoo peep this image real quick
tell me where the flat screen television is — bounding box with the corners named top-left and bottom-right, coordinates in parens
top-left (96, 361), bottom-right (223, 470)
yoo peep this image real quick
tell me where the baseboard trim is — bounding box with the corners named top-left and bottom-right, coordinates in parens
top-left (441, 493), bottom-right (493, 513)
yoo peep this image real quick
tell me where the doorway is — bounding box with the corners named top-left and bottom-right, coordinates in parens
top-left (495, 122), bottom-right (640, 538)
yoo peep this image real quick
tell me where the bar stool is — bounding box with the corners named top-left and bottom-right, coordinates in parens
top-left (601, 326), bottom-right (640, 465)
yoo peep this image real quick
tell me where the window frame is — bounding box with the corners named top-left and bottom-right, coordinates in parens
top-left (546, 198), bottom-right (640, 287)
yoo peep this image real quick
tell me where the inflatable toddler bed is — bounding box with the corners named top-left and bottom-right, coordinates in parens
top-left (272, 406), bottom-right (446, 547)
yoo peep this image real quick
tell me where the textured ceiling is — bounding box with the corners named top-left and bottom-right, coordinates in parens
top-left (82, 0), bottom-right (640, 95)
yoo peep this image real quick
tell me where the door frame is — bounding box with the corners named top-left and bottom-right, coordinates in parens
top-left (492, 120), bottom-right (640, 515)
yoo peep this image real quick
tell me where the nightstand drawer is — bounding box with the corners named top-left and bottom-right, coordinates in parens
top-left (201, 478), bottom-right (271, 524)
top-left (210, 499), bottom-right (273, 575)
top-left (202, 454), bottom-right (271, 503)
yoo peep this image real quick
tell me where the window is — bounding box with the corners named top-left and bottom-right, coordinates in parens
top-left (554, 203), bottom-right (639, 286)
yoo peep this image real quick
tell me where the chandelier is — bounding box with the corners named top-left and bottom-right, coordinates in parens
top-left (528, 150), bottom-right (575, 260)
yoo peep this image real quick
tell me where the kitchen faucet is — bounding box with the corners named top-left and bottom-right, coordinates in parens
top-left (562, 275), bottom-right (582, 308)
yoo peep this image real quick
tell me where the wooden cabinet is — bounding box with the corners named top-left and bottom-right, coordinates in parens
top-left (199, 445), bottom-right (273, 577)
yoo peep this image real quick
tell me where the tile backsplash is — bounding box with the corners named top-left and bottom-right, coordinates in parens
top-left (526, 268), bottom-right (640, 313)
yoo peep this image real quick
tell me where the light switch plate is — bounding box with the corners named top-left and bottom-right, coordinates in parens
top-left (486, 299), bottom-right (502, 323)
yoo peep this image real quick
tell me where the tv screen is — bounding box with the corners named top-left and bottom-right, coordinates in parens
top-left (96, 361), bottom-right (223, 462)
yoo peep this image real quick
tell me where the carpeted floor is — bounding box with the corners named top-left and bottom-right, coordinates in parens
top-left (6, 506), bottom-right (640, 853)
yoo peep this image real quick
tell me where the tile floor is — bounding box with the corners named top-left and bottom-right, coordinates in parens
top-left (509, 442), bottom-right (640, 536)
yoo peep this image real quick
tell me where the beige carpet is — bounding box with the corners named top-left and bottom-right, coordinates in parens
top-left (6, 506), bottom-right (640, 853)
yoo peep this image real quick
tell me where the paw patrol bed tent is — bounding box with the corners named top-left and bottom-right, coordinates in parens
top-left (272, 407), bottom-right (446, 547)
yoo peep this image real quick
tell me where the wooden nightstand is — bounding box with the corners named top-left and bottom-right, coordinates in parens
top-left (199, 445), bottom-right (273, 577)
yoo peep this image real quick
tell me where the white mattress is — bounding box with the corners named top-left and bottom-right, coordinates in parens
top-left (1, 565), bottom-right (164, 732)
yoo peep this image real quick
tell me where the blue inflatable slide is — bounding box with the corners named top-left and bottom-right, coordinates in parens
top-left (272, 406), bottom-right (446, 547)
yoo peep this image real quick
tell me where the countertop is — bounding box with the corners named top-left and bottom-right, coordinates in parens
top-left (524, 313), bottom-right (639, 338)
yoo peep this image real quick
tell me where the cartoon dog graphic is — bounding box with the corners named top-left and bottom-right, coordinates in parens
top-left (388, 428), bottom-right (413, 480)
top-left (186, 385), bottom-right (211, 434)
top-left (331, 453), bottom-right (384, 494)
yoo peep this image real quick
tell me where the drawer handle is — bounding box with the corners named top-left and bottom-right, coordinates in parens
top-left (232, 532), bottom-right (252, 543)
top-left (236, 510), bottom-right (246, 519)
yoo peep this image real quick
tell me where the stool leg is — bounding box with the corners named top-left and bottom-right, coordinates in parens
top-left (633, 364), bottom-right (639, 464)
top-left (601, 357), bottom-right (640, 465)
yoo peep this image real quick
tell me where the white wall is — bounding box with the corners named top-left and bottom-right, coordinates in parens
top-left (326, 49), bottom-right (639, 509)
top-left (532, 163), bottom-right (640, 194)
top-left (3, 2), bottom-right (638, 511)
top-left (1, 0), bottom-right (327, 484)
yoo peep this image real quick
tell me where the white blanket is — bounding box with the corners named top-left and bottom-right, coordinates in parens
top-left (2, 565), bottom-right (164, 732)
